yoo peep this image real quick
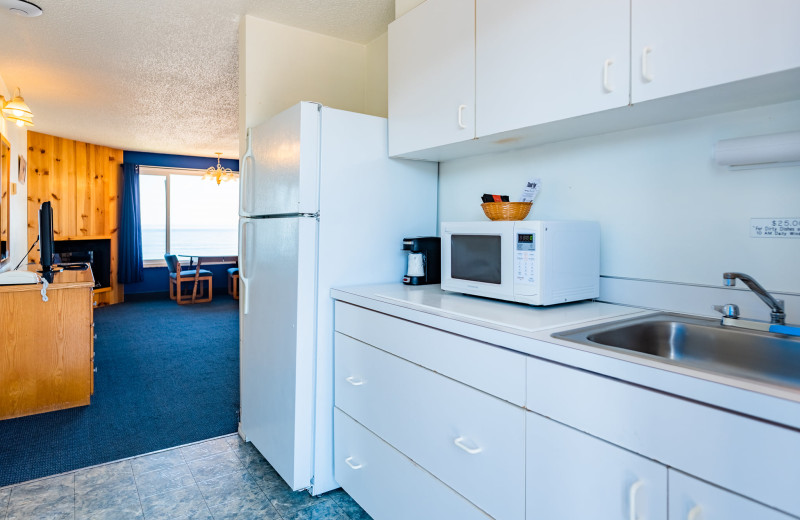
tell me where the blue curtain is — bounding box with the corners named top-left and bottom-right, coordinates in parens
top-left (118, 163), bottom-right (144, 283)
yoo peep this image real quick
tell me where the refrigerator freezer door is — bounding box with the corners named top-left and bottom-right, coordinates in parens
top-left (239, 215), bottom-right (318, 491)
top-left (240, 102), bottom-right (322, 218)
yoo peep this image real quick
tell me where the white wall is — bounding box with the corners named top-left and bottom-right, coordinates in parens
top-left (0, 74), bottom-right (28, 272)
top-left (396, 0), bottom-right (426, 18)
top-left (439, 100), bottom-right (800, 293)
top-left (364, 32), bottom-right (389, 118)
top-left (239, 15), bottom-right (391, 155)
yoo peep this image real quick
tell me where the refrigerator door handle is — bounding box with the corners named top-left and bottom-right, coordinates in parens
top-left (240, 128), bottom-right (255, 216)
top-left (239, 219), bottom-right (251, 315)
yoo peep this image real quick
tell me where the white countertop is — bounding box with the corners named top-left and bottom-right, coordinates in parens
top-left (331, 283), bottom-right (800, 430)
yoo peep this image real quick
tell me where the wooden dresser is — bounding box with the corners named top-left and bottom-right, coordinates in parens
top-left (0, 266), bottom-right (95, 420)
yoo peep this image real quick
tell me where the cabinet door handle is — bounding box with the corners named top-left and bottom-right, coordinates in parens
top-left (642, 46), bottom-right (654, 82)
top-left (603, 59), bottom-right (614, 92)
top-left (628, 480), bottom-right (644, 520)
top-left (345, 376), bottom-right (364, 386)
top-left (453, 436), bottom-right (483, 454)
top-left (344, 456), bottom-right (363, 470)
top-left (688, 505), bottom-right (703, 520)
top-left (457, 104), bottom-right (467, 129)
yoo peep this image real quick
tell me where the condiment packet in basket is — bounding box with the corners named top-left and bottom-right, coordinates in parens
top-left (519, 179), bottom-right (541, 203)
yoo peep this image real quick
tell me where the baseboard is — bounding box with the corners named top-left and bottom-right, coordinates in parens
top-left (123, 291), bottom-right (170, 302)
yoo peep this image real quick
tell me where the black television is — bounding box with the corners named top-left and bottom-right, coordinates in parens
top-left (39, 201), bottom-right (55, 273)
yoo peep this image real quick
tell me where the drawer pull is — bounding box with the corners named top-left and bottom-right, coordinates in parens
top-left (453, 436), bottom-right (483, 455)
top-left (629, 480), bottom-right (643, 520)
top-left (688, 505), bottom-right (703, 520)
top-left (344, 456), bottom-right (363, 470)
top-left (345, 376), bottom-right (364, 386)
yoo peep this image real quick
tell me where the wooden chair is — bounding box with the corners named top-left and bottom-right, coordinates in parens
top-left (164, 254), bottom-right (213, 304)
top-left (227, 267), bottom-right (239, 300)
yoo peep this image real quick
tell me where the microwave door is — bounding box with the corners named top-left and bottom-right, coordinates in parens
top-left (441, 222), bottom-right (517, 300)
top-left (450, 234), bottom-right (502, 285)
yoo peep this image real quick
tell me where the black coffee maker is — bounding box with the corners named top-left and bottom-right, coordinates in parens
top-left (402, 237), bottom-right (441, 285)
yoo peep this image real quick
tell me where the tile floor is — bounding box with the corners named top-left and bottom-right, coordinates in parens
top-left (0, 434), bottom-right (371, 520)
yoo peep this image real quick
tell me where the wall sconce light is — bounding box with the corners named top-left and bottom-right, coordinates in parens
top-left (1, 87), bottom-right (34, 127)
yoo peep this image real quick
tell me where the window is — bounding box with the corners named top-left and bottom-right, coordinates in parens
top-left (140, 174), bottom-right (167, 261)
top-left (140, 167), bottom-right (239, 263)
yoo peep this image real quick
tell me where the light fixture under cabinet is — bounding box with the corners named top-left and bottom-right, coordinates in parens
top-left (714, 131), bottom-right (800, 170)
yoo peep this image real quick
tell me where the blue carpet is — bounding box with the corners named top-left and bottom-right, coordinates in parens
top-left (0, 297), bottom-right (239, 487)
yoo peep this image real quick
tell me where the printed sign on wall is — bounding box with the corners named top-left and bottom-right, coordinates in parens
top-left (750, 218), bottom-right (800, 238)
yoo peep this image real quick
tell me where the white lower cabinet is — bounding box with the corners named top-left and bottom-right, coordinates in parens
top-left (526, 411), bottom-right (667, 520)
top-left (334, 408), bottom-right (490, 520)
top-left (332, 300), bottom-right (799, 520)
top-left (668, 470), bottom-right (795, 520)
top-left (335, 332), bottom-right (525, 519)
top-left (526, 356), bottom-right (800, 517)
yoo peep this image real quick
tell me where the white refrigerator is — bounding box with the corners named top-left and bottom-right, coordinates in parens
top-left (238, 102), bottom-right (438, 495)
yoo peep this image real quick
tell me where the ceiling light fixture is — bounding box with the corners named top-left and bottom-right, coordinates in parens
top-left (0, 0), bottom-right (42, 17)
top-left (1, 87), bottom-right (35, 127)
top-left (203, 153), bottom-right (237, 185)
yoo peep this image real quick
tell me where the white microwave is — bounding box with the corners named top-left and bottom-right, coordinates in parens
top-left (441, 220), bottom-right (600, 306)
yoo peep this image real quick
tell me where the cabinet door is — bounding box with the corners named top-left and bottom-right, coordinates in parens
top-left (476, 0), bottom-right (629, 137)
top-left (668, 471), bottom-right (795, 520)
top-left (631, 0), bottom-right (800, 103)
top-left (388, 0), bottom-right (475, 157)
top-left (526, 412), bottom-right (667, 520)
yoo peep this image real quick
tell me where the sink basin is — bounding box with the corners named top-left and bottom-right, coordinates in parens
top-left (553, 313), bottom-right (800, 390)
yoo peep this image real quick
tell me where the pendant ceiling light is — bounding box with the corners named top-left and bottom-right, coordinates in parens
top-left (1, 87), bottom-right (35, 127)
top-left (203, 153), bottom-right (237, 185)
top-left (0, 0), bottom-right (42, 17)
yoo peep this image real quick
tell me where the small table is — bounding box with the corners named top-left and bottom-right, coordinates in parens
top-left (176, 254), bottom-right (237, 303)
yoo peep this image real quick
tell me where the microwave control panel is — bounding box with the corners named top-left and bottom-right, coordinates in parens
top-left (514, 232), bottom-right (536, 285)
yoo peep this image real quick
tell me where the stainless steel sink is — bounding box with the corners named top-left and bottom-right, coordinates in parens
top-left (553, 313), bottom-right (800, 390)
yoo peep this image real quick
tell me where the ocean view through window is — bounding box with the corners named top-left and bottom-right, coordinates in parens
top-left (140, 167), bottom-right (238, 261)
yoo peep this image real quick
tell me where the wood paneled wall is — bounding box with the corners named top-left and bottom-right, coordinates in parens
top-left (26, 131), bottom-right (123, 305)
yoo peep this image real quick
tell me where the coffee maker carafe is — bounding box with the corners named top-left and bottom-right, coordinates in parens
top-left (402, 237), bottom-right (441, 285)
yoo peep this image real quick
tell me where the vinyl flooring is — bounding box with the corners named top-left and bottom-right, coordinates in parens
top-left (0, 434), bottom-right (370, 520)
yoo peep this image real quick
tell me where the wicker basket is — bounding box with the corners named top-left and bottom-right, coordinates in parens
top-left (481, 201), bottom-right (533, 221)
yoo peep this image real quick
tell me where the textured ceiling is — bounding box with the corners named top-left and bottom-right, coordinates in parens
top-left (0, 0), bottom-right (394, 159)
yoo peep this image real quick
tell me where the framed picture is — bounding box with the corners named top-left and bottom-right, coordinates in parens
top-left (18, 155), bottom-right (26, 184)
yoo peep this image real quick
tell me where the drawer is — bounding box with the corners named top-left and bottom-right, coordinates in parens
top-left (527, 356), bottom-right (800, 517)
top-left (335, 301), bottom-right (526, 406)
top-left (334, 408), bottom-right (490, 520)
top-left (668, 470), bottom-right (796, 520)
top-left (336, 333), bottom-right (525, 520)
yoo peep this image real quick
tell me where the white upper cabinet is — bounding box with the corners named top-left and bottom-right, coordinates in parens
top-left (476, 0), bottom-right (630, 137)
top-left (631, 0), bottom-right (800, 103)
top-left (388, 0), bottom-right (476, 157)
top-left (388, 0), bottom-right (800, 159)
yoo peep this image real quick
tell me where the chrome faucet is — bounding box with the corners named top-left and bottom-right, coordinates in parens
top-left (722, 272), bottom-right (785, 325)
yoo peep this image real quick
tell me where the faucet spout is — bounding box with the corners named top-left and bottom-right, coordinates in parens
top-left (722, 272), bottom-right (785, 324)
